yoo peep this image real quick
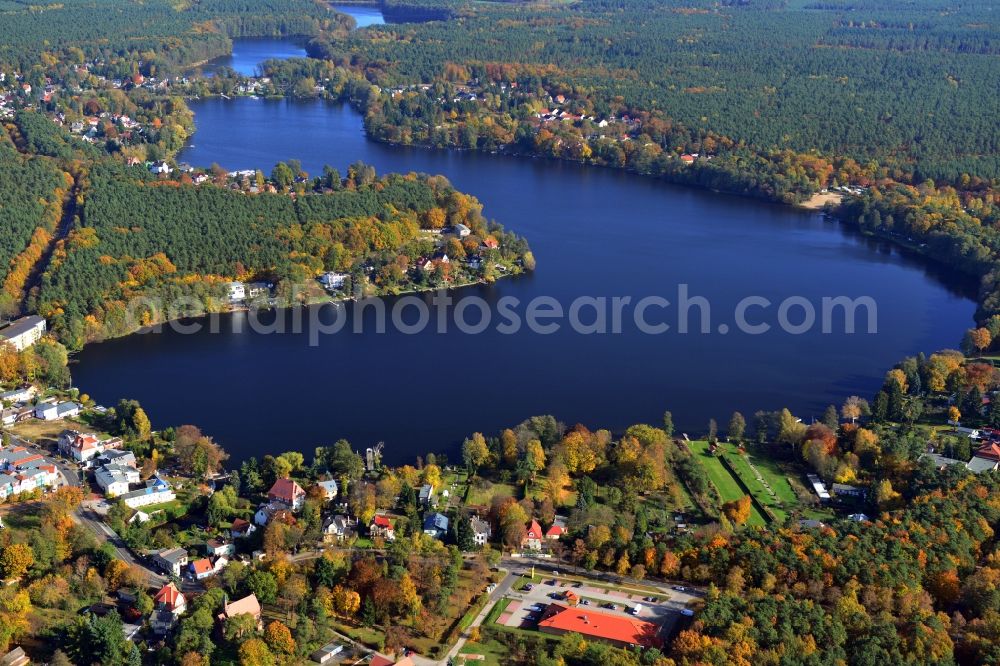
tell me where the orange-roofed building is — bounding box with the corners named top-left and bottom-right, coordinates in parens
top-left (370, 656), bottom-right (414, 666)
top-left (267, 478), bottom-right (305, 511)
top-left (522, 519), bottom-right (543, 550)
top-left (190, 558), bottom-right (214, 580)
top-left (537, 603), bottom-right (662, 649)
top-left (153, 582), bottom-right (185, 614)
top-left (217, 593), bottom-right (262, 631)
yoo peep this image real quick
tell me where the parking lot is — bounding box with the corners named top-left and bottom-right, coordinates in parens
top-left (497, 574), bottom-right (696, 635)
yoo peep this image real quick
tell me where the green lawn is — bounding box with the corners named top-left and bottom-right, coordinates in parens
top-left (687, 440), bottom-right (767, 526)
top-left (458, 635), bottom-right (510, 666)
top-left (724, 448), bottom-right (799, 521)
top-left (465, 480), bottom-right (516, 507)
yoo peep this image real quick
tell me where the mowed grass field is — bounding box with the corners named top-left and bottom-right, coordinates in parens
top-left (725, 448), bottom-right (797, 521)
top-left (687, 440), bottom-right (767, 526)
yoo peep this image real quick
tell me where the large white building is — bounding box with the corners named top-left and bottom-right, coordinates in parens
top-left (119, 475), bottom-right (175, 508)
top-left (95, 463), bottom-right (141, 497)
top-left (0, 316), bottom-right (46, 351)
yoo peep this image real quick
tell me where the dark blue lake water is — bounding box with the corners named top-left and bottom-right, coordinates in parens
top-left (73, 37), bottom-right (978, 466)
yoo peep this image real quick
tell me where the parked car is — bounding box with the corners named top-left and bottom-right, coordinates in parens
top-left (580, 599), bottom-right (590, 605)
top-left (523, 584), bottom-right (533, 591)
top-left (673, 586), bottom-right (688, 592)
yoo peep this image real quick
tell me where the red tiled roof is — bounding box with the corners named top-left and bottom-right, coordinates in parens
top-left (525, 519), bottom-right (543, 540)
top-left (231, 518), bottom-right (250, 531)
top-left (545, 524), bottom-right (564, 538)
top-left (538, 604), bottom-right (661, 647)
top-left (154, 582), bottom-right (183, 610)
top-left (267, 478), bottom-right (304, 503)
top-left (976, 443), bottom-right (1000, 461)
top-left (191, 558), bottom-right (212, 575)
top-left (373, 515), bottom-right (392, 528)
top-left (222, 594), bottom-right (261, 620)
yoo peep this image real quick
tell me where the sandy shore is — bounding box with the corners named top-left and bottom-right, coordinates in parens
top-left (798, 191), bottom-right (844, 210)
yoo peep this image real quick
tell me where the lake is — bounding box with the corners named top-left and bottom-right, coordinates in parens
top-left (330, 4), bottom-right (386, 28)
top-left (191, 38), bottom-right (308, 77)
top-left (73, 36), bottom-right (978, 466)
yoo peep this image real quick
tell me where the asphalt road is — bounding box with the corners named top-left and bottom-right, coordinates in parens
top-left (8, 434), bottom-right (168, 587)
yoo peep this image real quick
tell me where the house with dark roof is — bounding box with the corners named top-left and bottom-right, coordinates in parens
top-left (470, 516), bottom-right (491, 546)
top-left (230, 518), bottom-right (256, 538)
top-left (153, 547), bottom-right (188, 577)
top-left (423, 512), bottom-right (449, 539)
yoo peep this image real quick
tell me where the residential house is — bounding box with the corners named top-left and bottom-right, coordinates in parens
top-left (190, 558), bottom-right (214, 580)
top-left (95, 464), bottom-right (140, 497)
top-left (323, 514), bottom-right (352, 541)
top-left (319, 272), bottom-right (349, 290)
top-left (120, 475), bottom-right (174, 508)
top-left (0, 315), bottom-right (46, 351)
top-left (0, 647), bottom-right (30, 666)
top-left (149, 161), bottom-right (171, 175)
top-left (470, 516), bottom-right (491, 546)
top-left (316, 478), bottom-right (339, 500)
top-left (153, 547), bottom-right (188, 577)
top-left (423, 512), bottom-right (449, 540)
top-left (58, 430), bottom-right (110, 463)
top-left (310, 642), bottom-right (346, 664)
top-left (831, 483), bottom-right (864, 499)
top-left (212, 556), bottom-right (229, 574)
top-left (126, 510), bottom-right (150, 524)
top-left (922, 452), bottom-right (966, 469)
top-left (807, 474), bottom-right (831, 500)
top-left (267, 478), bottom-right (305, 512)
top-left (35, 401), bottom-right (81, 421)
top-left (522, 519), bottom-right (543, 550)
top-left (217, 594), bottom-right (262, 630)
top-left (227, 282), bottom-right (245, 302)
top-left (205, 539), bottom-right (234, 557)
top-left (370, 515), bottom-right (395, 541)
top-left (0, 386), bottom-right (35, 404)
top-left (230, 518), bottom-right (256, 538)
top-left (254, 502), bottom-right (294, 527)
top-left (452, 223), bottom-right (471, 238)
top-left (545, 517), bottom-right (567, 540)
top-left (98, 449), bottom-right (137, 468)
top-left (418, 484), bottom-right (435, 506)
top-left (370, 656), bottom-right (415, 666)
top-left (968, 443), bottom-right (1000, 474)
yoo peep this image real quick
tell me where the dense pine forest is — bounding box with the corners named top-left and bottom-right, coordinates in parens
top-left (28, 161), bottom-right (529, 347)
top-left (319, 0), bottom-right (1000, 183)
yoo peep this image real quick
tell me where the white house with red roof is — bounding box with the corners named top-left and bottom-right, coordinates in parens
top-left (153, 582), bottom-right (186, 615)
top-left (545, 518), bottom-right (566, 540)
top-left (370, 514), bottom-right (395, 541)
top-left (230, 517), bottom-right (256, 538)
top-left (267, 478), bottom-right (305, 512)
top-left (522, 519), bottom-right (544, 550)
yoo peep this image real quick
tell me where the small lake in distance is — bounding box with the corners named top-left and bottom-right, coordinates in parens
top-left (330, 4), bottom-right (386, 28)
top-left (72, 11), bottom-right (979, 466)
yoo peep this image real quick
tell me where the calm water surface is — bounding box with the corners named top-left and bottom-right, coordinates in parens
top-left (192, 38), bottom-right (308, 77)
top-left (331, 4), bottom-right (386, 27)
top-left (73, 40), bottom-right (977, 466)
